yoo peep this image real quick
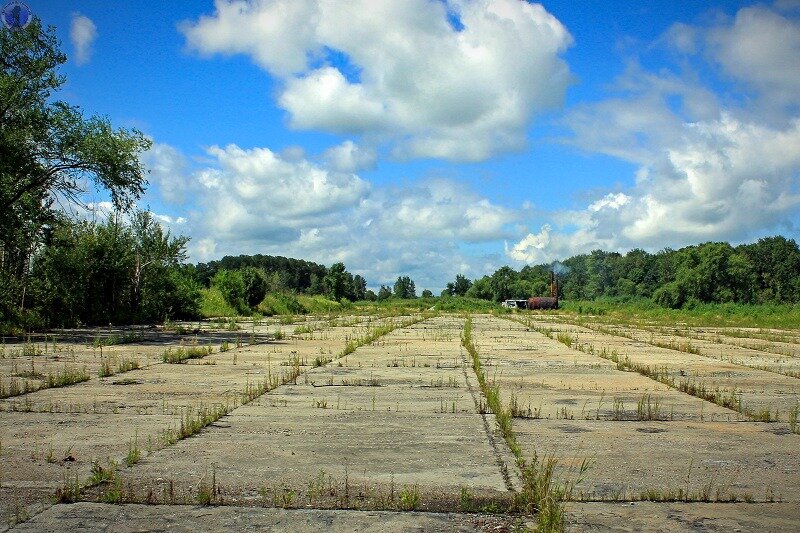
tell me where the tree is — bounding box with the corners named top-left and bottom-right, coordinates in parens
top-left (1, 20), bottom-right (150, 326)
top-left (445, 274), bottom-right (472, 296)
top-left (351, 274), bottom-right (367, 301)
top-left (489, 266), bottom-right (516, 302)
top-left (0, 20), bottom-right (150, 216)
top-left (240, 266), bottom-right (268, 308)
top-left (393, 276), bottom-right (416, 299)
top-left (130, 211), bottom-right (189, 312)
top-left (421, 289), bottom-right (433, 298)
top-left (465, 276), bottom-right (492, 300)
top-left (377, 285), bottom-right (393, 300)
top-left (213, 270), bottom-right (247, 313)
top-left (324, 262), bottom-right (349, 301)
top-left (740, 236), bottom-right (800, 302)
top-left (308, 273), bottom-right (325, 295)
top-left (28, 212), bottom-right (198, 325)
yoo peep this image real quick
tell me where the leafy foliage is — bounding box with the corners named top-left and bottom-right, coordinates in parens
top-left (0, 20), bottom-right (179, 331)
top-left (464, 237), bottom-right (800, 308)
top-left (393, 276), bottom-right (416, 299)
top-left (26, 212), bottom-right (199, 326)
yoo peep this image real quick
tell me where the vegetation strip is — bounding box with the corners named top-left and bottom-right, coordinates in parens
top-left (462, 316), bottom-right (589, 532)
top-left (458, 325), bottom-right (515, 492)
top-left (0, 363), bottom-right (89, 399)
top-left (511, 315), bottom-right (781, 423)
top-left (572, 319), bottom-right (800, 380)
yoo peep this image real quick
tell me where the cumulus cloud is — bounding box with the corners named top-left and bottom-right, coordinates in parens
top-left (322, 140), bottom-right (377, 173)
top-left (180, 0), bottom-right (573, 161)
top-left (143, 143), bottom-right (190, 204)
top-left (70, 13), bottom-right (97, 66)
top-left (362, 179), bottom-right (516, 243)
top-left (195, 144), bottom-right (371, 244)
top-left (506, 4), bottom-right (800, 264)
top-left (142, 140), bottom-right (514, 288)
top-left (706, 5), bottom-right (800, 113)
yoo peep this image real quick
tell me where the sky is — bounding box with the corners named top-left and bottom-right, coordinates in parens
top-left (25, 0), bottom-right (800, 292)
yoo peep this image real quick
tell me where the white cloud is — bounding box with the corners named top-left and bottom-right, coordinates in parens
top-left (706, 6), bottom-right (800, 112)
top-left (143, 140), bottom-right (514, 290)
top-left (506, 4), bottom-right (800, 264)
top-left (322, 140), bottom-right (377, 173)
top-left (143, 143), bottom-right (190, 203)
top-left (505, 224), bottom-right (551, 263)
top-left (204, 144), bottom-right (370, 219)
top-left (362, 179), bottom-right (516, 243)
top-left (70, 13), bottom-right (97, 66)
top-left (180, 0), bottom-right (572, 161)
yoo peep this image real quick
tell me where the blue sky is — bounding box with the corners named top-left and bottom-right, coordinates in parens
top-left (27, 0), bottom-right (800, 292)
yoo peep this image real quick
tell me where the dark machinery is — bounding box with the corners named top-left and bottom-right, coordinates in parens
top-left (527, 271), bottom-right (558, 310)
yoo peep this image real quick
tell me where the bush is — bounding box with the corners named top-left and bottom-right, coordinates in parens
top-left (240, 267), bottom-right (268, 308)
top-left (199, 287), bottom-right (239, 318)
top-left (257, 293), bottom-right (307, 316)
top-left (212, 270), bottom-right (248, 313)
top-left (653, 282), bottom-right (685, 309)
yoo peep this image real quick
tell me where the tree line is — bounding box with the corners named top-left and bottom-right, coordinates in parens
top-left (449, 237), bottom-right (800, 308)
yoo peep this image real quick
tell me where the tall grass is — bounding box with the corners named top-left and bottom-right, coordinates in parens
top-left (0, 364), bottom-right (89, 399)
top-left (162, 346), bottom-right (213, 363)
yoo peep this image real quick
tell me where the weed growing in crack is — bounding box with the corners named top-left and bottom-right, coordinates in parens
top-left (399, 484), bottom-right (420, 510)
top-left (462, 316), bottom-right (588, 532)
top-left (162, 346), bottom-right (213, 363)
top-left (125, 437), bottom-right (141, 467)
top-left (636, 394), bottom-right (662, 420)
top-left (160, 404), bottom-right (230, 445)
top-left (55, 474), bottom-right (82, 503)
top-left (1, 364), bottom-right (89, 399)
top-left (612, 397), bottom-right (625, 420)
top-left (196, 466), bottom-right (218, 506)
top-left (89, 459), bottom-right (117, 486)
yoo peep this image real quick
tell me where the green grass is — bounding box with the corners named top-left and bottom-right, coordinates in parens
top-left (162, 346), bottom-right (213, 363)
top-left (199, 287), bottom-right (238, 318)
top-left (398, 484), bottom-right (420, 510)
top-left (295, 294), bottom-right (343, 313)
top-left (160, 404), bottom-right (230, 445)
top-left (560, 299), bottom-right (800, 329)
top-left (257, 293), bottom-right (307, 316)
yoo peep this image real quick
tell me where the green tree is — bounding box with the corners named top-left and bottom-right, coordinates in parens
top-left (465, 276), bottom-right (492, 300)
top-left (445, 274), bottom-right (472, 296)
top-left (324, 262), bottom-right (350, 301)
top-left (28, 212), bottom-right (197, 325)
top-left (0, 20), bottom-right (150, 216)
top-left (308, 273), bottom-right (325, 295)
top-left (740, 236), bottom-right (800, 302)
top-left (240, 266), bottom-right (268, 308)
top-left (351, 274), bottom-right (367, 301)
top-left (421, 289), bottom-right (433, 298)
top-left (489, 266), bottom-right (516, 302)
top-left (130, 211), bottom-right (189, 313)
top-left (377, 285), bottom-right (393, 300)
top-left (1, 20), bottom-right (150, 327)
top-left (393, 276), bottom-right (416, 299)
top-left (213, 270), bottom-right (247, 313)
